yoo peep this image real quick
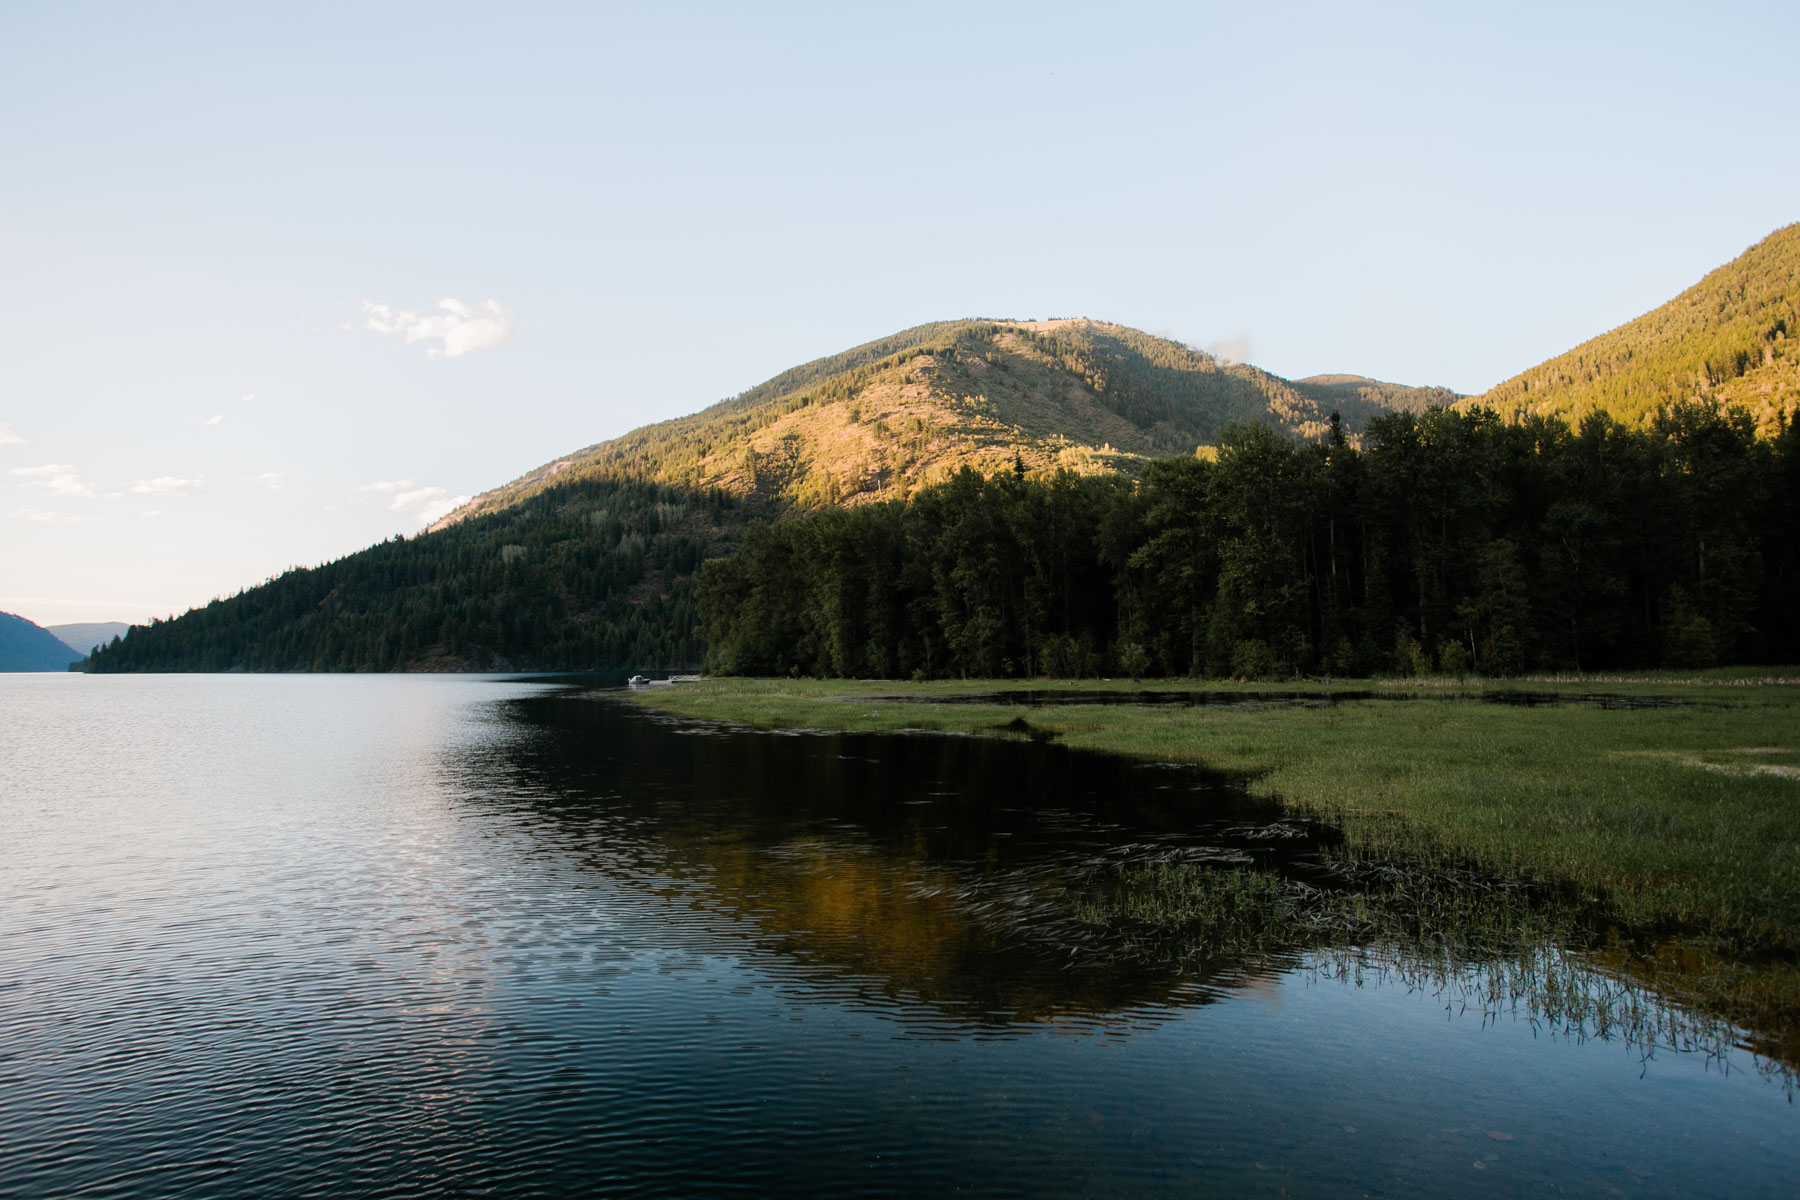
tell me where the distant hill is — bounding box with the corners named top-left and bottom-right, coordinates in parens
top-left (1471, 223), bottom-right (1799, 431)
top-left (48, 622), bottom-right (131, 656)
top-left (1, 612), bottom-right (84, 672)
top-left (1292, 374), bottom-right (1461, 417)
top-left (434, 319), bottom-right (1450, 530)
top-left (89, 319), bottom-right (1446, 673)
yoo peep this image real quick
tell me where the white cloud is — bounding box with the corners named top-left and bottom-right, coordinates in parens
top-left (390, 485), bottom-right (447, 512)
top-left (140, 510), bottom-right (162, 519)
top-left (355, 479), bottom-right (416, 496)
top-left (363, 481), bottom-right (470, 527)
top-left (244, 472), bottom-right (285, 490)
top-left (360, 296), bottom-right (516, 358)
top-left (12, 507), bottom-right (84, 524)
top-left (202, 414), bottom-right (226, 427)
top-left (0, 423), bottom-right (22, 445)
top-left (412, 492), bottom-right (471, 528)
top-left (1199, 335), bottom-right (1253, 366)
top-left (240, 393), bottom-right (255, 404)
top-left (130, 476), bottom-right (204, 496)
top-left (11, 464), bottom-right (108, 498)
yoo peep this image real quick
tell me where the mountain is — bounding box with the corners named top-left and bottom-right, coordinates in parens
top-left (1291, 374), bottom-right (1460, 417)
top-left (47, 622), bottom-right (132, 656)
top-left (1, 611), bottom-right (85, 672)
top-left (76, 228), bottom-right (1800, 676)
top-left (88, 319), bottom-right (1446, 673)
top-left (1470, 223), bottom-right (1799, 431)
top-left (434, 319), bottom-right (1450, 530)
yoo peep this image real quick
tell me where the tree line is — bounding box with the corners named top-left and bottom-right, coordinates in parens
top-left (699, 403), bottom-right (1800, 679)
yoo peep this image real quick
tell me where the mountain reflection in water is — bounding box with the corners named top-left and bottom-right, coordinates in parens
top-left (448, 689), bottom-right (1770, 1069)
top-left (446, 689), bottom-right (1306, 1027)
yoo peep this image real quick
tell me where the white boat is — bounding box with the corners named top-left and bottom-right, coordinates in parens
top-left (627, 674), bottom-right (650, 687)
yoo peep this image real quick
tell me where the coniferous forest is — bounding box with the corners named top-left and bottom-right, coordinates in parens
top-left (87, 481), bottom-right (741, 673)
top-left (700, 403), bottom-right (1800, 679)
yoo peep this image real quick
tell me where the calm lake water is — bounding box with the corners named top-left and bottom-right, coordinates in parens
top-left (1, 675), bottom-right (1793, 1197)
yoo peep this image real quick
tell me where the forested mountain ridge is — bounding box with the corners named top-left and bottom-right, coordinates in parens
top-left (1292, 374), bottom-right (1461, 416)
top-left (83, 224), bottom-right (1800, 676)
top-left (1470, 223), bottom-right (1799, 431)
top-left (433, 320), bottom-right (1452, 531)
top-left (91, 319), bottom-right (1448, 674)
top-left (88, 481), bottom-right (744, 672)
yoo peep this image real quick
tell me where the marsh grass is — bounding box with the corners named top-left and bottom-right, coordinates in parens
top-left (1071, 858), bottom-right (1793, 1080)
top-left (1309, 946), bottom-right (1780, 1083)
top-left (1071, 860), bottom-right (1577, 962)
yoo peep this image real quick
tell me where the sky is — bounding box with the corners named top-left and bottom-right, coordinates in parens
top-left (3, 1), bottom-right (1797, 628)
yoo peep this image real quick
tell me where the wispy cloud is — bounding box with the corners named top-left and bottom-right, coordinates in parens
top-left (406, 489), bottom-right (471, 527)
top-left (11, 507), bottom-right (84, 524)
top-left (355, 479), bottom-right (416, 496)
top-left (357, 479), bottom-right (468, 526)
top-left (359, 297), bottom-right (516, 358)
top-left (11, 464), bottom-right (110, 498)
top-left (1200, 335), bottom-right (1252, 366)
top-left (140, 510), bottom-right (162, 519)
top-left (244, 472), bottom-right (285, 490)
top-left (130, 476), bottom-right (204, 496)
top-left (240, 393), bottom-right (255, 404)
top-left (201, 414), bottom-right (226, 427)
top-left (0, 423), bottom-right (22, 445)
top-left (390, 485), bottom-right (448, 513)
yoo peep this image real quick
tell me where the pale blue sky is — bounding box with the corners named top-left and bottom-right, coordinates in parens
top-left (3, 1), bottom-right (1796, 626)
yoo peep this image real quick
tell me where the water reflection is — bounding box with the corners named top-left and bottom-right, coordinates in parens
top-left (446, 689), bottom-right (1309, 1027)
top-left (5, 675), bottom-right (1793, 1199)
top-left (449, 688), bottom-right (1782, 1075)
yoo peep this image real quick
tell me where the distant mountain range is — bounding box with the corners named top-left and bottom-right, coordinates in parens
top-left (86, 224), bottom-right (1799, 673)
top-left (47, 622), bottom-right (131, 656)
top-left (1, 612), bottom-right (84, 672)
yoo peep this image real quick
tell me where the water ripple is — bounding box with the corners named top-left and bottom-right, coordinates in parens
top-left (1, 675), bottom-right (1793, 1198)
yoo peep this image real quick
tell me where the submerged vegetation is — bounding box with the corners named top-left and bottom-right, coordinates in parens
top-left (1075, 862), bottom-right (1783, 1073)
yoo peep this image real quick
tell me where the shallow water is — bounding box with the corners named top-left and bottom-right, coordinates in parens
top-left (0, 675), bottom-right (1792, 1197)
top-left (885, 687), bottom-right (1689, 710)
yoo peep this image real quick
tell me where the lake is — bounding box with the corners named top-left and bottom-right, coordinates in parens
top-left (1, 674), bottom-right (1794, 1197)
